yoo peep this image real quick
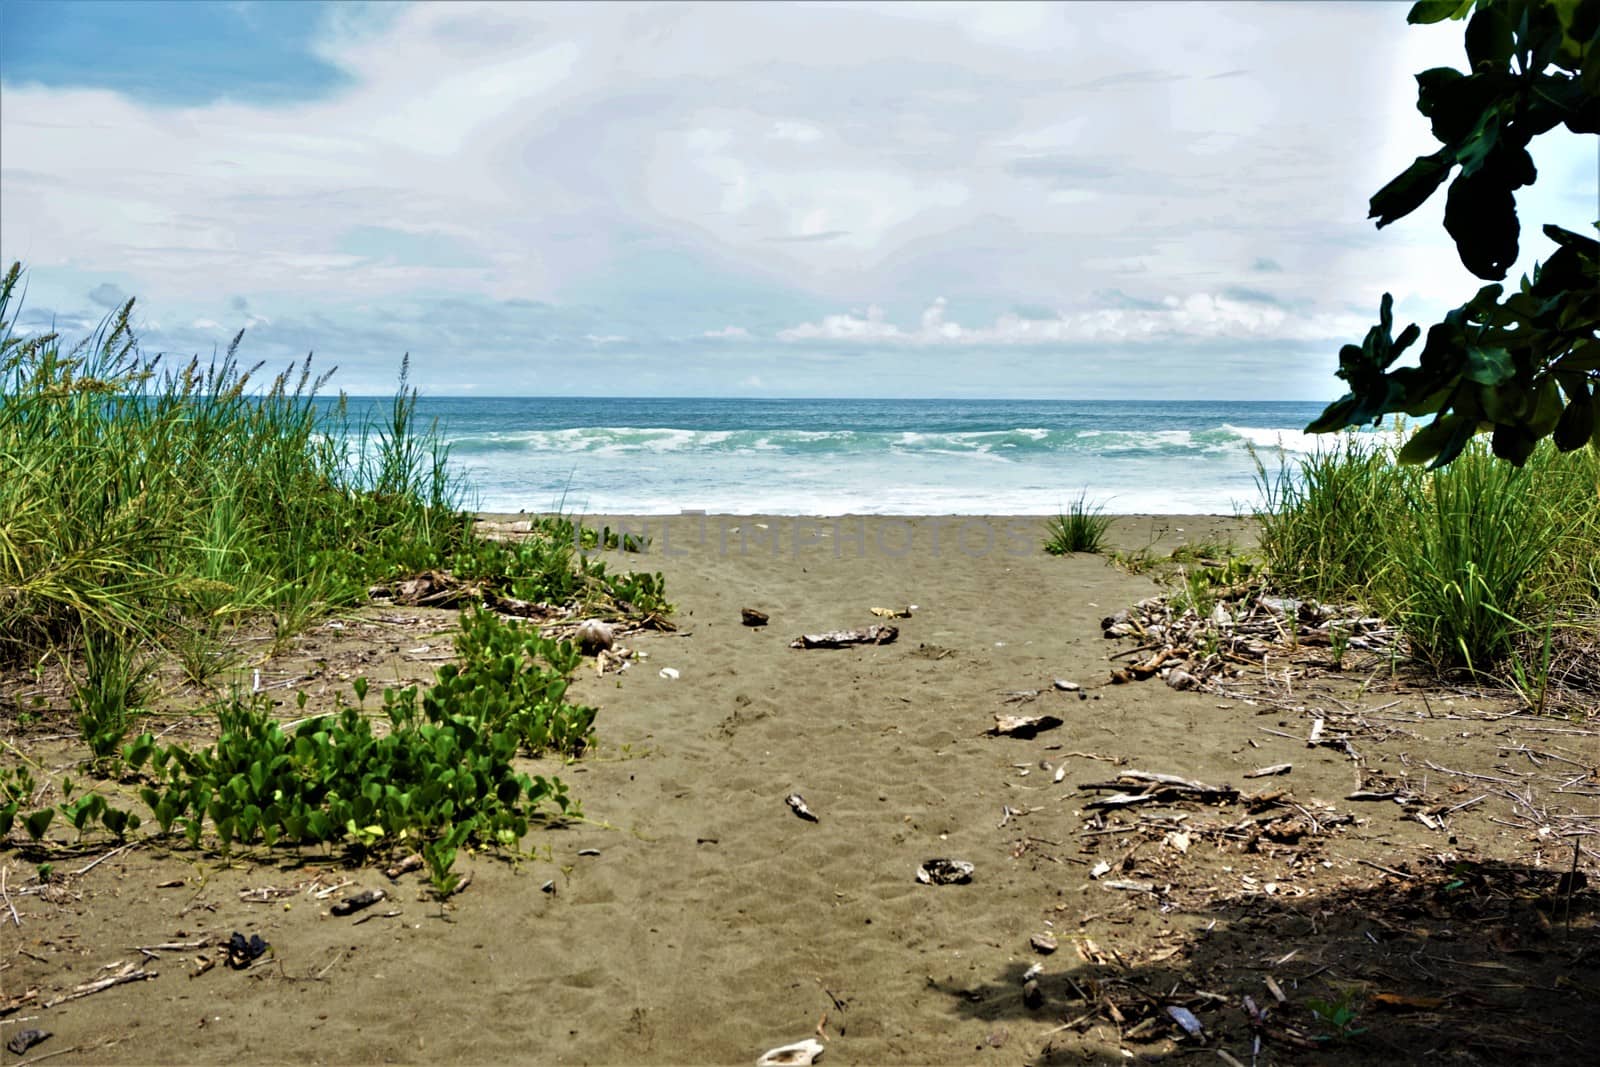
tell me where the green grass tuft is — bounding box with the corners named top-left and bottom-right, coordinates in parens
top-left (1044, 492), bottom-right (1113, 555)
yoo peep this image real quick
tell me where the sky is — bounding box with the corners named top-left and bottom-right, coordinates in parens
top-left (1, 0), bottom-right (1595, 399)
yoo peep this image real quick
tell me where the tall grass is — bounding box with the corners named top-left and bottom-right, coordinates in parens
top-left (1044, 491), bottom-right (1114, 555)
top-left (1, 263), bottom-right (470, 682)
top-left (1255, 427), bottom-right (1600, 679)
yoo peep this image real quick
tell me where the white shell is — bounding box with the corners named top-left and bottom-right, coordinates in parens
top-left (756, 1038), bottom-right (825, 1066)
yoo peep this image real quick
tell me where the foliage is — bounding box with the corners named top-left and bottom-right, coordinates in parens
top-left (0, 261), bottom-right (470, 680)
top-left (1255, 431), bottom-right (1599, 674)
top-left (448, 527), bottom-right (669, 619)
top-left (1306, 987), bottom-right (1369, 1042)
top-left (70, 628), bottom-right (152, 760)
top-left (2, 262), bottom-right (668, 764)
top-left (1311, 0), bottom-right (1600, 467)
top-left (1043, 492), bottom-right (1113, 554)
top-left (116, 608), bottom-right (586, 874)
top-left (416, 607), bottom-right (598, 756)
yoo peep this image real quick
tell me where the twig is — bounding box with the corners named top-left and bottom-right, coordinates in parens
top-left (16, 1046), bottom-right (84, 1067)
top-left (40, 962), bottom-right (155, 1007)
top-left (130, 938), bottom-right (212, 952)
top-left (1, 865), bottom-right (20, 929)
top-left (315, 948), bottom-right (348, 980)
top-left (1356, 858), bottom-right (1415, 880)
top-left (72, 841), bottom-right (136, 877)
top-left (1445, 794), bottom-right (1488, 815)
top-left (351, 908), bottom-right (402, 926)
top-left (1422, 760), bottom-right (1517, 785)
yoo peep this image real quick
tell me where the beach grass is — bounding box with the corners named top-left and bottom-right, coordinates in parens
top-left (1254, 427), bottom-right (1600, 683)
top-left (0, 262), bottom-right (661, 748)
top-left (1044, 491), bottom-right (1113, 555)
top-left (0, 261), bottom-right (672, 874)
top-left (1, 264), bottom-right (465, 675)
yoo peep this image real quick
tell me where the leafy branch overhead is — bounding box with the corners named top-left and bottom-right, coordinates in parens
top-left (1311, 0), bottom-right (1599, 467)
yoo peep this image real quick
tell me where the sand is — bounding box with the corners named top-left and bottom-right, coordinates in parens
top-left (4, 514), bottom-right (1596, 1065)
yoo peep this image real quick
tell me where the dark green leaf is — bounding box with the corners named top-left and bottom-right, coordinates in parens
top-left (24, 807), bottom-right (54, 841)
top-left (1370, 152), bottom-right (1453, 227)
top-left (1529, 377), bottom-right (1566, 435)
top-left (1444, 168), bottom-right (1520, 278)
top-left (1409, 0), bottom-right (1475, 24)
top-left (1464, 345), bottom-right (1516, 384)
top-left (1491, 421), bottom-right (1538, 464)
top-left (1553, 398), bottom-right (1595, 450)
top-left (1466, 4), bottom-right (1515, 67)
top-left (1417, 69), bottom-right (1504, 144)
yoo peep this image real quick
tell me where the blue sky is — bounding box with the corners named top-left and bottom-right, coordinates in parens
top-left (1, 0), bottom-right (1594, 398)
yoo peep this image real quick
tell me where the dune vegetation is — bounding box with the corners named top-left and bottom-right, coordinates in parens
top-left (0, 262), bottom-right (667, 883)
top-left (1255, 427), bottom-right (1600, 708)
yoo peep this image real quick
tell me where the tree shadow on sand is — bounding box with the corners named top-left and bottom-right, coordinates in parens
top-left (937, 857), bottom-right (1599, 1065)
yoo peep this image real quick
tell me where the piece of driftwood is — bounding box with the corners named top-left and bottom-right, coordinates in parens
top-left (1244, 763), bottom-right (1293, 778)
top-left (1084, 791), bottom-right (1162, 811)
top-left (790, 625), bottom-right (898, 649)
top-left (41, 961), bottom-right (154, 1008)
top-left (331, 888), bottom-right (385, 916)
top-left (1080, 770), bottom-right (1239, 807)
top-left (990, 713), bottom-right (1063, 739)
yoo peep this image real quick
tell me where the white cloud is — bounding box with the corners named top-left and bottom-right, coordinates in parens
top-left (5, 0), bottom-right (1590, 397)
top-left (780, 295), bottom-right (1369, 345)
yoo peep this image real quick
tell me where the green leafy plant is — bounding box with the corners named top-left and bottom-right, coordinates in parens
top-left (0, 764), bottom-right (37, 838)
top-left (1306, 988), bottom-right (1369, 1042)
top-left (1311, 0), bottom-right (1599, 467)
top-left (118, 608), bottom-right (589, 882)
top-left (1044, 492), bottom-right (1113, 555)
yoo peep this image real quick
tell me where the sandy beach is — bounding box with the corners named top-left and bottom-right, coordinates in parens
top-left (5, 513), bottom-right (1596, 1065)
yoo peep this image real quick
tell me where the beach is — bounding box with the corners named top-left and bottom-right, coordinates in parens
top-left (7, 511), bottom-right (1593, 1066)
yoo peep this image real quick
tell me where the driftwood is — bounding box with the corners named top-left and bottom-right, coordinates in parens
top-left (1100, 581), bottom-right (1402, 692)
top-left (990, 713), bottom-right (1063, 739)
top-left (1080, 770), bottom-right (1239, 808)
top-left (41, 961), bottom-right (154, 1008)
top-left (790, 625), bottom-right (898, 649)
top-left (372, 571), bottom-right (675, 632)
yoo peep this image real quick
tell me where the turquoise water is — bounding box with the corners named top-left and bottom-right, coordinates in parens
top-left (390, 397), bottom-right (1336, 515)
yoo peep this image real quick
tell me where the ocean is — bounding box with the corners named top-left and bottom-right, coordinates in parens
top-left (394, 397), bottom-right (1337, 516)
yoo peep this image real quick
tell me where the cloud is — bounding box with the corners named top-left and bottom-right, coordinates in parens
top-left (87, 282), bottom-right (130, 309)
top-left (779, 295), bottom-right (1367, 345)
top-left (5, 0), bottom-right (1592, 399)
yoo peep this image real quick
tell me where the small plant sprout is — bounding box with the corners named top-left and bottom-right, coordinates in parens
top-left (1329, 623), bottom-right (1350, 671)
top-left (1306, 987), bottom-right (1367, 1042)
